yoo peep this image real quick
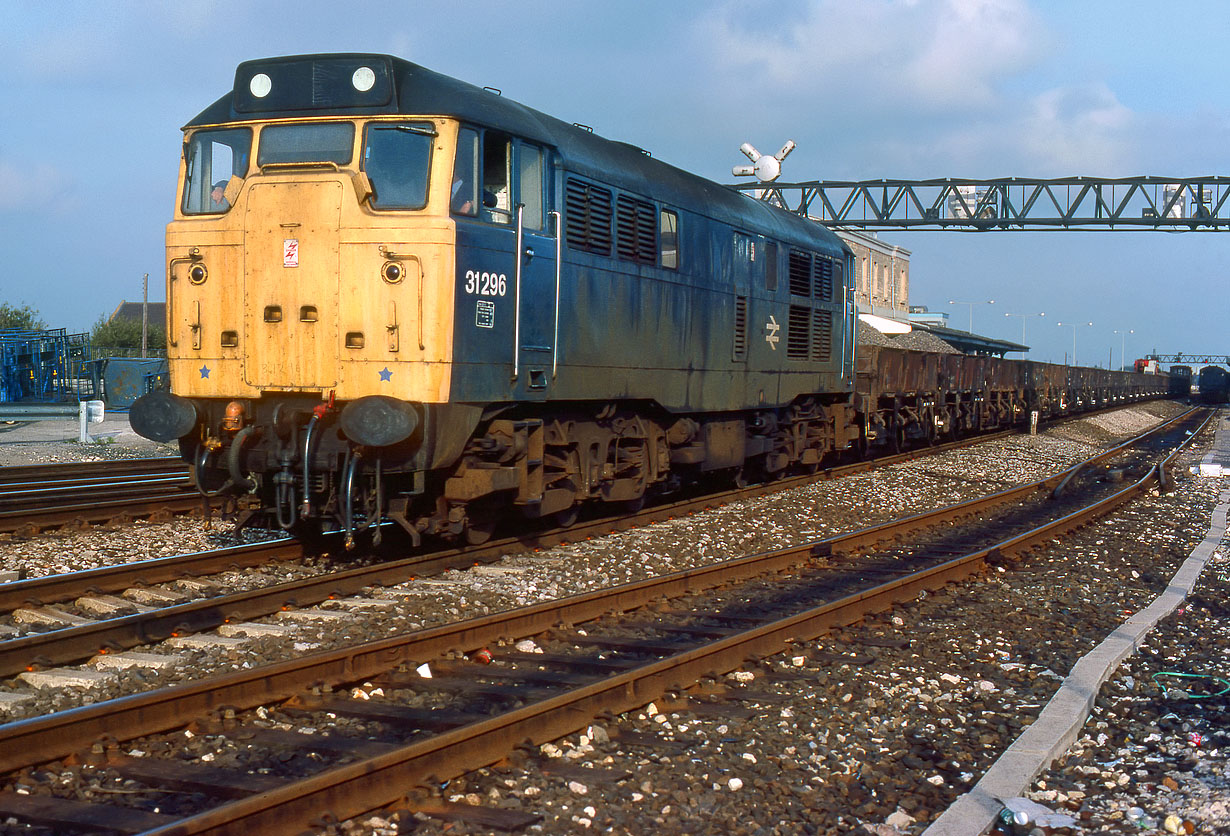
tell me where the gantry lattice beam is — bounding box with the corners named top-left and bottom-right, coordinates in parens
top-left (733, 177), bottom-right (1230, 230)
top-left (1147, 354), bottom-right (1230, 364)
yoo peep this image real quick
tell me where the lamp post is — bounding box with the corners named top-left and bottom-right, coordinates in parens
top-left (948, 298), bottom-right (994, 333)
top-left (1057, 321), bottom-right (1094, 366)
top-left (1003, 311), bottom-right (1044, 354)
top-left (1113, 328), bottom-right (1134, 371)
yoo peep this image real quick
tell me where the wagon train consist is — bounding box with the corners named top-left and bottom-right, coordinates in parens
top-left (130, 54), bottom-right (1172, 545)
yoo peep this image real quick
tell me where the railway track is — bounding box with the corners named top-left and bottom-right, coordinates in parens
top-left (0, 407), bottom-right (1209, 835)
top-left (0, 407), bottom-right (1178, 679)
top-left (0, 458), bottom-right (200, 535)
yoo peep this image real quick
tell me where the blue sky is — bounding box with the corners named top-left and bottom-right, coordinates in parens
top-left (1, 0), bottom-right (1226, 365)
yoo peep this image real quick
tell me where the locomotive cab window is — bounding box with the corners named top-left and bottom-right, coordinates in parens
top-left (452, 128), bottom-right (480, 216)
top-left (257, 122), bottom-right (354, 166)
top-left (519, 143), bottom-right (545, 230)
top-left (454, 129), bottom-right (547, 228)
top-left (660, 209), bottom-right (678, 269)
top-left (362, 122), bottom-right (435, 210)
top-left (482, 131), bottom-right (512, 224)
top-left (764, 241), bottom-right (778, 290)
top-left (182, 128), bottom-right (250, 215)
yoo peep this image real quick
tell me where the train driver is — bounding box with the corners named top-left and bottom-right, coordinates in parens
top-left (210, 181), bottom-right (230, 212)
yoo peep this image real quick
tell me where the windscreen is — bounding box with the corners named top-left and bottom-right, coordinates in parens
top-left (182, 128), bottom-right (251, 215)
top-left (257, 122), bottom-right (355, 166)
top-left (363, 123), bottom-right (435, 210)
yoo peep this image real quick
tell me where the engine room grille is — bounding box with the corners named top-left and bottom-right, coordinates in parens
top-left (788, 250), bottom-right (811, 297)
top-left (733, 296), bottom-right (748, 361)
top-left (814, 257), bottom-right (834, 302)
top-left (787, 305), bottom-right (811, 359)
top-left (812, 309), bottom-right (832, 362)
top-left (616, 195), bottom-right (657, 264)
top-left (565, 178), bottom-right (613, 255)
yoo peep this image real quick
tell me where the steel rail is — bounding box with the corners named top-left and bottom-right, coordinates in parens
top-left (0, 457), bottom-right (186, 486)
top-left (0, 491), bottom-right (206, 535)
top-left (135, 410), bottom-right (1216, 836)
top-left (0, 407), bottom-right (1207, 780)
top-left (0, 540), bottom-right (303, 613)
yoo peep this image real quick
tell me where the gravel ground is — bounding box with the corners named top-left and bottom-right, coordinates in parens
top-left (1, 401), bottom-right (1225, 835)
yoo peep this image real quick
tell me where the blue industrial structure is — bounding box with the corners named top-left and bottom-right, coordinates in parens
top-left (89, 357), bottom-right (170, 409)
top-left (0, 329), bottom-right (91, 403)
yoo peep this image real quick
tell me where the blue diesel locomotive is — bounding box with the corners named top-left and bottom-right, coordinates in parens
top-left (131, 53), bottom-right (858, 545)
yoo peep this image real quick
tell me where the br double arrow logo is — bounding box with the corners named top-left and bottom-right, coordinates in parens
top-left (765, 315), bottom-right (780, 350)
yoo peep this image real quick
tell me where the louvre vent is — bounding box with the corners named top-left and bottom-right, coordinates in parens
top-left (733, 296), bottom-right (748, 361)
top-left (812, 309), bottom-right (832, 362)
top-left (787, 305), bottom-right (811, 359)
top-left (565, 178), bottom-right (612, 255)
top-left (814, 257), bottom-right (834, 302)
top-left (788, 250), bottom-right (811, 297)
top-left (616, 195), bottom-right (656, 264)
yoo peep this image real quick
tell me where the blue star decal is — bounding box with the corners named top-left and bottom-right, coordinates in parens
top-left (378, 367), bottom-right (392, 382)
top-left (199, 365), bottom-right (211, 379)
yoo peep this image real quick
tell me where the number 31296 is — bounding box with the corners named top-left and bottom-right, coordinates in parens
top-left (464, 270), bottom-right (507, 297)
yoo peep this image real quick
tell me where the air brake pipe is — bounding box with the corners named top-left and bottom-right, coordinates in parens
top-left (300, 415), bottom-right (318, 517)
top-left (342, 448), bottom-right (364, 550)
top-left (194, 445), bottom-right (233, 497)
top-left (226, 426), bottom-right (258, 492)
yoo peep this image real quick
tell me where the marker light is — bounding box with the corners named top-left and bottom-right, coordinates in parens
top-left (381, 261), bottom-right (403, 284)
top-left (250, 73), bottom-right (272, 98)
top-left (189, 264), bottom-right (207, 285)
top-left (352, 67), bottom-right (376, 92)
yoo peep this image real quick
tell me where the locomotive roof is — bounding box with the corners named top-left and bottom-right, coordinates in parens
top-left (188, 53), bottom-right (845, 255)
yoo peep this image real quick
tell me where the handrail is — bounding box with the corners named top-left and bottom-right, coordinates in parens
top-left (512, 203), bottom-right (525, 380)
top-left (549, 210), bottom-right (562, 378)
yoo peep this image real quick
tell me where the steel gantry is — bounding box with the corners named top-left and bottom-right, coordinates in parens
top-left (734, 177), bottom-right (1230, 230)
top-left (1147, 354), bottom-right (1230, 364)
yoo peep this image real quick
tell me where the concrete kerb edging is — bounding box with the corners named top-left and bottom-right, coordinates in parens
top-left (925, 427), bottom-right (1230, 836)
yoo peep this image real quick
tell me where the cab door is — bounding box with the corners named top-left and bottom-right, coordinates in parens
top-left (451, 130), bottom-right (557, 401)
top-left (511, 143), bottom-right (557, 399)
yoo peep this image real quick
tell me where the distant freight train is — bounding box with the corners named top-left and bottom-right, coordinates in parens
top-left (130, 53), bottom-right (1172, 545)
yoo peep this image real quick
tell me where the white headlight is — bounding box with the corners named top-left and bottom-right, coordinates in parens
top-left (352, 66), bottom-right (376, 92)
top-left (249, 73), bottom-right (272, 98)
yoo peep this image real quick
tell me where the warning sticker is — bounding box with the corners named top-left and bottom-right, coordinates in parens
top-left (475, 300), bottom-right (495, 328)
top-left (283, 239), bottom-right (299, 268)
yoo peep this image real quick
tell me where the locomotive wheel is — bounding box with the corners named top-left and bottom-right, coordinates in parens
top-left (622, 495), bottom-right (646, 514)
top-left (553, 505), bottom-right (580, 528)
top-left (463, 518), bottom-right (497, 546)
